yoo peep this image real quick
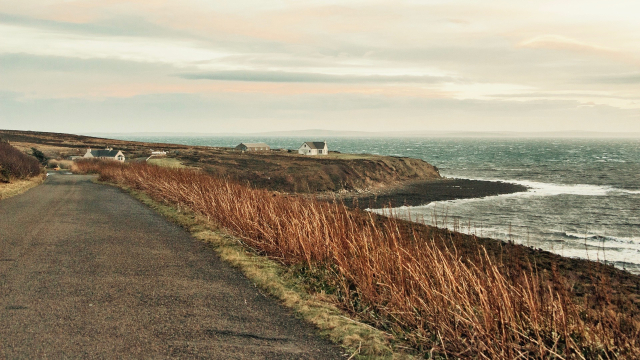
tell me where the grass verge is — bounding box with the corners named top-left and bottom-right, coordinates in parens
top-left (116, 183), bottom-right (412, 359)
top-left (0, 174), bottom-right (46, 201)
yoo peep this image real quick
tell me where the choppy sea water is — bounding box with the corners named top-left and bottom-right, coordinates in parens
top-left (112, 136), bottom-right (640, 274)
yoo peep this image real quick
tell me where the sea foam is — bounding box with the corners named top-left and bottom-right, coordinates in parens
top-left (446, 176), bottom-right (640, 197)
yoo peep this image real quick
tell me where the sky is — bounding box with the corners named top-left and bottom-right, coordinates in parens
top-left (1, 0), bottom-right (639, 134)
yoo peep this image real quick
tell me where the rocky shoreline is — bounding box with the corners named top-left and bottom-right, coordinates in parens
top-left (335, 178), bottom-right (528, 209)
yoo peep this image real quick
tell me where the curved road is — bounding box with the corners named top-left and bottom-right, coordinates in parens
top-left (0, 173), bottom-right (343, 359)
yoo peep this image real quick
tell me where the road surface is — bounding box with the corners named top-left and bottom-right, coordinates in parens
top-left (0, 173), bottom-right (343, 359)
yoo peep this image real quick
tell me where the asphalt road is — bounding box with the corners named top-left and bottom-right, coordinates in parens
top-left (0, 173), bottom-right (344, 359)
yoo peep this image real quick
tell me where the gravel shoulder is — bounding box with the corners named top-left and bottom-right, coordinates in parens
top-left (0, 173), bottom-right (344, 359)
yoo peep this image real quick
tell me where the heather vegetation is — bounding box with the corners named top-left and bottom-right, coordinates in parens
top-left (31, 147), bottom-right (48, 165)
top-left (47, 159), bottom-right (74, 170)
top-left (74, 160), bottom-right (640, 359)
top-left (0, 141), bottom-right (42, 183)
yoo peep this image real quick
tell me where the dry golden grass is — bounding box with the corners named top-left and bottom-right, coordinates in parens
top-left (147, 157), bottom-right (189, 168)
top-left (48, 159), bottom-right (74, 169)
top-left (0, 174), bottom-right (45, 200)
top-left (9, 142), bottom-right (84, 160)
top-left (122, 188), bottom-right (402, 358)
top-left (75, 160), bottom-right (640, 359)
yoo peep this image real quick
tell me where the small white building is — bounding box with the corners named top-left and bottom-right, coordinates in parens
top-left (83, 148), bottom-right (125, 162)
top-left (298, 141), bottom-right (328, 155)
top-left (235, 143), bottom-right (270, 152)
top-left (150, 150), bottom-right (167, 156)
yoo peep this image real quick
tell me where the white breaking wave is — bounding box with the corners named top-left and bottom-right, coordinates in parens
top-left (445, 175), bottom-right (640, 197)
top-left (369, 177), bottom-right (640, 214)
top-left (561, 232), bottom-right (640, 245)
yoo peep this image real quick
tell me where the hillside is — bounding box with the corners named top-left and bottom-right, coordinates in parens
top-left (177, 148), bottom-right (441, 193)
top-left (0, 129), bottom-right (441, 193)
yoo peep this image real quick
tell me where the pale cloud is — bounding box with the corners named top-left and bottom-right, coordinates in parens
top-left (518, 35), bottom-right (616, 53)
top-left (176, 71), bottom-right (455, 84)
top-left (2, 93), bottom-right (638, 134)
top-left (0, 24), bottom-right (230, 67)
top-left (1, 0), bottom-right (639, 133)
top-left (586, 73), bottom-right (640, 84)
top-left (441, 83), bottom-right (535, 101)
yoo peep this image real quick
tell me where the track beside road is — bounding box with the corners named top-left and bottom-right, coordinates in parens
top-left (0, 173), bottom-right (342, 359)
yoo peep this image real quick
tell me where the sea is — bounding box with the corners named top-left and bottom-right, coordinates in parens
top-left (111, 136), bottom-right (640, 274)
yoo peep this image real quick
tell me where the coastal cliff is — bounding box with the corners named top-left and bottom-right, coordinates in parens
top-left (0, 130), bottom-right (525, 205)
top-left (177, 150), bottom-right (442, 193)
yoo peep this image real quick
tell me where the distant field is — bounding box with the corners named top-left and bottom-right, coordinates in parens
top-left (322, 152), bottom-right (381, 160)
top-left (147, 158), bottom-right (188, 168)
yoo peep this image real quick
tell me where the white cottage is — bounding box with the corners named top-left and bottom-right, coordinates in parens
top-left (83, 148), bottom-right (125, 162)
top-left (298, 141), bottom-right (328, 155)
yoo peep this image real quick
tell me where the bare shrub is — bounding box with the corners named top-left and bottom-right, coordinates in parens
top-left (58, 160), bottom-right (74, 169)
top-left (48, 159), bottom-right (74, 169)
top-left (74, 160), bottom-right (640, 358)
top-left (31, 147), bottom-right (47, 165)
top-left (0, 141), bottom-right (42, 183)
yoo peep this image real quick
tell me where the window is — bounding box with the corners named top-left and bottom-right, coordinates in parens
top-left (318, 150), bottom-right (322, 154)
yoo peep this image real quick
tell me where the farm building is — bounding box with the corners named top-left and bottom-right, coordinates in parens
top-left (83, 148), bottom-right (125, 162)
top-left (235, 143), bottom-right (270, 151)
top-left (298, 141), bottom-right (328, 155)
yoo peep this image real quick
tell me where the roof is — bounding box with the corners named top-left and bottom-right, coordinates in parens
top-left (238, 143), bottom-right (270, 148)
top-left (303, 141), bottom-right (326, 149)
top-left (90, 149), bottom-right (121, 157)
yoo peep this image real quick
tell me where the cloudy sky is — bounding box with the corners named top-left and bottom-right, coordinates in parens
top-left (1, 0), bottom-right (639, 134)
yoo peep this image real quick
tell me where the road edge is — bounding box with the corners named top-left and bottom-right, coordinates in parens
top-left (0, 174), bottom-right (46, 201)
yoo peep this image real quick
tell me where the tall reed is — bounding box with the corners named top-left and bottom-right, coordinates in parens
top-left (75, 160), bottom-right (640, 358)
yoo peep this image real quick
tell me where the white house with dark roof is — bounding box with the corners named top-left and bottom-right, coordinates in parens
top-left (235, 143), bottom-right (270, 151)
top-left (298, 141), bottom-right (328, 155)
top-left (83, 147), bottom-right (125, 162)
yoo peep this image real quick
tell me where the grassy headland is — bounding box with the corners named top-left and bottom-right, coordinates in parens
top-left (0, 129), bottom-right (441, 193)
top-left (0, 129), bottom-right (525, 203)
top-left (74, 160), bottom-right (640, 359)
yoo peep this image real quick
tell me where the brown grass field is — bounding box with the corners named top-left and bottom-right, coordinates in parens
top-left (74, 159), bottom-right (640, 359)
